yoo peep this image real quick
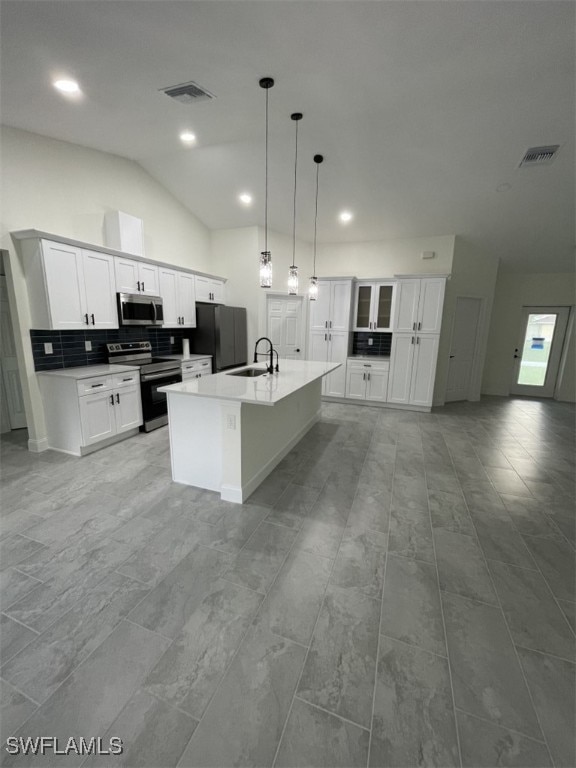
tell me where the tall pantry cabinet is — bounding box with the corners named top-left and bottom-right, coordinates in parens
top-left (308, 279), bottom-right (352, 397)
top-left (388, 277), bottom-right (446, 407)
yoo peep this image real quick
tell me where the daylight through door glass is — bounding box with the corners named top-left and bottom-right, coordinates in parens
top-left (517, 313), bottom-right (558, 386)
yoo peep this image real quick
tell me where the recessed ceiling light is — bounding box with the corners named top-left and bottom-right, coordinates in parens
top-left (238, 193), bottom-right (253, 205)
top-left (339, 211), bottom-right (353, 223)
top-left (180, 131), bottom-right (197, 144)
top-left (53, 78), bottom-right (81, 95)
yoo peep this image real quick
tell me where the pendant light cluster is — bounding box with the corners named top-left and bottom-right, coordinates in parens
top-left (258, 77), bottom-right (324, 298)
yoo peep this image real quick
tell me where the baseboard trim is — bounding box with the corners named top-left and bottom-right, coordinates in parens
top-left (321, 396), bottom-right (431, 412)
top-left (27, 437), bottom-right (49, 453)
top-left (221, 410), bottom-right (320, 504)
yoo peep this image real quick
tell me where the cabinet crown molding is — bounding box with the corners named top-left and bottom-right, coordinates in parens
top-left (10, 229), bottom-right (226, 283)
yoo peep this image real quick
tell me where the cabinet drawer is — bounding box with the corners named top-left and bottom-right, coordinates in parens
top-left (347, 360), bottom-right (389, 372)
top-left (182, 359), bottom-right (212, 375)
top-left (77, 376), bottom-right (113, 396)
top-left (112, 372), bottom-right (140, 388)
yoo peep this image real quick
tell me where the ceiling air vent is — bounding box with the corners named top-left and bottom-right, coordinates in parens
top-left (518, 145), bottom-right (560, 167)
top-left (160, 81), bottom-right (215, 104)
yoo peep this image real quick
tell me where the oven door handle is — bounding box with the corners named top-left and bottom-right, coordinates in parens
top-left (141, 371), bottom-right (180, 382)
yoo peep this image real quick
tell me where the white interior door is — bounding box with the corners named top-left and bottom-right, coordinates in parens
top-left (0, 276), bottom-right (26, 430)
top-left (267, 296), bottom-right (304, 359)
top-left (446, 297), bottom-right (482, 402)
top-left (510, 306), bottom-right (570, 397)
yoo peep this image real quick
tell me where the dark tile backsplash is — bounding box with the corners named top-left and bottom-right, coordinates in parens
top-left (352, 332), bottom-right (392, 357)
top-left (31, 327), bottom-right (192, 371)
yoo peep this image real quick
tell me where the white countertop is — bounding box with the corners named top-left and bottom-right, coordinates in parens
top-left (160, 354), bottom-right (212, 362)
top-left (159, 359), bottom-right (341, 406)
top-left (37, 364), bottom-right (139, 379)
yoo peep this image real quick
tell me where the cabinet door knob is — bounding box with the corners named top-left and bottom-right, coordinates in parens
top-left (116, 393), bottom-right (120, 403)
top-left (295, 348), bottom-right (300, 353)
top-left (91, 314), bottom-right (95, 325)
top-left (413, 322), bottom-right (416, 331)
top-left (324, 333), bottom-right (327, 341)
top-left (137, 281), bottom-right (141, 291)
top-left (411, 336), bottom-right (415, 344)
top-left (418, 322), bottom-right (421, 330)
top-left (141, 282), bottom-right (145, 292)
top-left (110, 395), bottom-right (114, 405)
top-left (84, 313), bottom-right (89, 325)
top-left (416, 336), bottom-right (420, 344)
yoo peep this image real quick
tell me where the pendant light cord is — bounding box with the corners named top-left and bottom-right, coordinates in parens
top-left (292, 119), bottom-right (299, 269)
top-left (264, 86), bottom-right (269, 255)
top-left (313, 160), bottom-right (320, 275)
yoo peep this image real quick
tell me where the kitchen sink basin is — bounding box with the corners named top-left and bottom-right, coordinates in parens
top-left (227, 368), bottom-right (268, 378)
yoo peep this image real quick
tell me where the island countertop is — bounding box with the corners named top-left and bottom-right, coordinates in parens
top-left (159, 359), bottom-right (341, 406)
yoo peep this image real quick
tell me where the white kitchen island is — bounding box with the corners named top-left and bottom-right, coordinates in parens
top-left (159, 359), bottom-right (340, 503)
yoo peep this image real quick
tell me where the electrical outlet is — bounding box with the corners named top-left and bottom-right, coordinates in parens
top-left (226, 414), bottom-right (236, 430)
top-left (85, 340), bottom-right (92, 352)
top-left (44, 342), bottom-right (53, 354)
top-left (170, 336), bottom-right (175, 344)
top-left (368, 338), bottom-right (373, 346)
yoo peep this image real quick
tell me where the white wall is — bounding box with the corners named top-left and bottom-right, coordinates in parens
top-left (1, 126), bottom-right (212, 447)
top-left (211, 226), bottom-right (313, 356)
top-left (482, 272), bottom-right (576, 400)
top-left (434, 238), bottom-right (500, 404)
top-left (316, 235), bottom-right (455, 278)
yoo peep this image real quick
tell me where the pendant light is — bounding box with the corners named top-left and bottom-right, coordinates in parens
top-left (259, 77), bottom-right (274, 288)
top-left (288, 112), bottom-right (303, 295)
top-left (309, 153), bottom-right (323, 300)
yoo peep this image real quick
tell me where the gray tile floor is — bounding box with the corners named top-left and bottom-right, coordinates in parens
top-left (1, 397), bottom-right (574, 767)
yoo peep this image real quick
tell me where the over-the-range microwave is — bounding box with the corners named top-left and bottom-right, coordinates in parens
top-left (117, 292), bottom-right (164, 326)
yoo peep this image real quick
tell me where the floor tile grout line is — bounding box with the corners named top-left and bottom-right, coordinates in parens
top-left (426, 432), bottom-right (464, 768)
top-left (1, 610), bottom-right (40, 635)
top-left (366, 410), bottom-right (393, 768)
top-left (271, 421), bottom-right (373, 768)
top-left (378, 630), bottom-right (448, 660)
top-left (512, 643), bottom-right (576, 666)
top-left (0, 676), bottom-right (42, 708)
top-left (452, 705), bottom-right (551, 744)
top-left (292, 695), bottom-right (371, 733)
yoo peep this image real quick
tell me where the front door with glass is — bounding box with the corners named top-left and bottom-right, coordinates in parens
top-left (510, 306), bottom-right (570, 397)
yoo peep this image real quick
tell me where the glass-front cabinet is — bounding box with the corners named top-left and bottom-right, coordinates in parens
top-left (353, 282), bottom-right (395, 331)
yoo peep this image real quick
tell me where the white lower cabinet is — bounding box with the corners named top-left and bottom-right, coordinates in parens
top-left (39, 368), bottom-right (142, 455)
top-left (388, 334), bottom-right (439, 407)
top-left (181, 357), bottom-right (212, 380)
top-left (346, 360), bottom-right (389, 402)
top-left (309, 329), bottom-right (348, 397)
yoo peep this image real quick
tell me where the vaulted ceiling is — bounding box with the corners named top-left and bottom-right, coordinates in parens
top-left (1, 1), bottom-right (574, 272)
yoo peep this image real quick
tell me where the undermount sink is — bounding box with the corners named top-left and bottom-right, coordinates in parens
top-left (227, 368), bottom-right (268, 378)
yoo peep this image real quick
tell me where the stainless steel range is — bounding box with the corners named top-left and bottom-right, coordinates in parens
top-left (107, 341), bottom-right (181, 432)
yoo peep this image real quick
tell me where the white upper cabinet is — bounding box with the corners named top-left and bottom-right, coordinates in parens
top-left (393, 278), bottom-right (445, 334)
top-left (195, 275), bottom-right (225, 303)
top-left (115, 256), bottom-right (159, 296)
top-left (81, 249), bottom-right (117, 328)
top-left (353, 282), bottom-right (395, 331)
top-left (309, 280), bottom-right (352, 332)
top-left (159, 268), bottom-right (196, 328)
top-left (23, 239), bottom-right (117, 330)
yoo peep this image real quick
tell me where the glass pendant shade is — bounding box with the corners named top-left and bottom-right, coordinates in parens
top-left (260, 251), bottom-right (272, 288)
top-left (309, 276), bottom-right (318, 300)
top-left (288, 266), bottom-right (299, 295)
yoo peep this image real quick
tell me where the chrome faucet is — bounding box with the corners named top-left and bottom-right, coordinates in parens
top-left (253, 337), bottom-right (279, 373)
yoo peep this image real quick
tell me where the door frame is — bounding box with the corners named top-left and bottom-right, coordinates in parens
top-left (445, 295), bottom-right (485, 403)
top-left (265, 293), bottom-right (307, 359)
top-left (510, 305), bottom-right (570, 398)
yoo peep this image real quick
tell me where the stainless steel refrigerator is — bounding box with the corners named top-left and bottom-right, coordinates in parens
top-left (192, 304), bottom-right (247, 372)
